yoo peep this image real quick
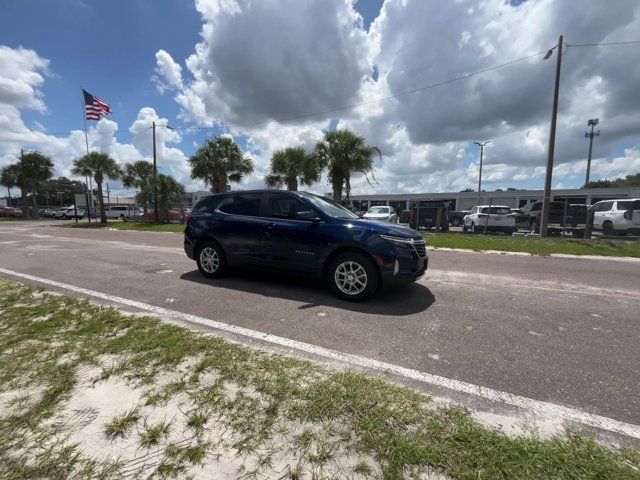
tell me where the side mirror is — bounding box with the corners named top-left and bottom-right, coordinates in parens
top-left (295, 210), bottom-right (320, 222)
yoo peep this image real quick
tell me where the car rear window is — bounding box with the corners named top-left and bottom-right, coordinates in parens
top-left (193, 194), bottom-right (230, 213)
top-left (617, 201), bottom-right (638, 210)
top-left (480, 207), bottom-right (511, 214)
top-left (218, 193), bottom-right (263, 217)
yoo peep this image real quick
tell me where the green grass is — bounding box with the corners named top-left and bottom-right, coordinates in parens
top-left (66, 221), bottom-right (184, 232)
top-left (1, 279), bottom-right (639, 479)
top-left (104, 407), bottom-right (141, 440)
top-left (425, 232), bottom-right (640, 257)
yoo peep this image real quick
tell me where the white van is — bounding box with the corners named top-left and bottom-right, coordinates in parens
top-left (590, 198), bottom-right (640, 235)
top-left (104, 205), bottom-right (140, 220)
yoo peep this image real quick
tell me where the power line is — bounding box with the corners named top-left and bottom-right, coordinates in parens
top-left (566, 40), bottom-right (640, 47)
top-left (164, 48), bottom-right (553, 131)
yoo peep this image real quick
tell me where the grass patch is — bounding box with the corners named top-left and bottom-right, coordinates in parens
top-left (104, 407), bottom-right (140, 440)
top-left (1, 278), bottom-right (639, 479)
top-left (425, 232), bottom-right (640, 257)
top-left (66, 221), bottom-right (184, 232)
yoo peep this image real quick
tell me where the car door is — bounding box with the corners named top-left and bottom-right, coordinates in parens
top-left (263, 192), bottom-right (326, 274)
top-left (594, 201), bottom-right (612, 229)
top-left (215, 192), bottom-right (268, 266)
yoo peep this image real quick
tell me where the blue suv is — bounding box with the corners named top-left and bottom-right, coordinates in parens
top-left (184, 190), bottom-right (428, 301)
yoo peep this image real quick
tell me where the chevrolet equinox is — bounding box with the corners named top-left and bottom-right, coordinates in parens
top-left (184, 190), bottom-right (428, 301)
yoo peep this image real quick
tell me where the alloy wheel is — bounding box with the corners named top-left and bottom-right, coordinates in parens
top-left (199, 247), bottom-right (220, 273)
top-left (334, 261), bottom-right (368, 296)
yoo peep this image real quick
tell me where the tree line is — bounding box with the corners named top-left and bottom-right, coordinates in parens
top-left (1, 128), bottom-right (379, 221)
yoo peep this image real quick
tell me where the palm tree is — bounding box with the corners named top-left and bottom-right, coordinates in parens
top-left (313, 129), bottom-right (381, 202)
top-left (189, 136), bottom-right (254, 193)
top-left (122, 160), bottom-right (154, 222)
top-left (264, 147), bottom-right (321, 191)
top-left (0, 164), bottom-right (21, 206)
top-left (71, 152), bottom-right (122, 223)
top-left (20, 152), bottom-right (54, 207)
top-left (156, 174), bottom-right (185, 223)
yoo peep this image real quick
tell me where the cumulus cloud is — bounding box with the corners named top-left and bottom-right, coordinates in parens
top-left (152, 49), bottom-right (183, 94)
top-left (176, 0), bottom-right (372, 125)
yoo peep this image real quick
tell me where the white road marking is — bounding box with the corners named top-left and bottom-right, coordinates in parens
top-left (1, 266), bottom-right (639, 440)
top-left (427, 246), bottom-right (640, 263)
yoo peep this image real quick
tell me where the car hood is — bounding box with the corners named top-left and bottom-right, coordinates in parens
top-left (343, 218), bottom-right (420, 238)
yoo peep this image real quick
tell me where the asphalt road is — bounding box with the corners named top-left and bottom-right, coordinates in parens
top-left (1, 220), bottom-right (639, 428)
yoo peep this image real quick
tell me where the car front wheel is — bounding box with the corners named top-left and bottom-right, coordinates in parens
top-left (328, 252), bottom-right (379, 302)
top-left (196, 241), bottom-right (228, 279)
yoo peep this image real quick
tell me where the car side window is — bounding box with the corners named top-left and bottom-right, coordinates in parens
top-left (531, 203), bottom-right (541, 211)
top-left (269, 194), bottom-right (313, 220)
top-left (193, 196), bottom-right (222, 214)
top-left (600, 201), bottom-right (613, 212)
top-left (218, 193), bottom-right (263, 217)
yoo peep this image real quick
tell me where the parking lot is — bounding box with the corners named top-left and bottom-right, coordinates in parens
top-left (1, 220), bottom-right (639, 440)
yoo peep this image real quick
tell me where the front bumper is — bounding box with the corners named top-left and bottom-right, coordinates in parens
top-left (380, 243), bottom-right (428, 288)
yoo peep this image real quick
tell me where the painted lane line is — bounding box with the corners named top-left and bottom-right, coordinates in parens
top-left (1, 266), bottom-right (639, 440)
top-left (427, 246), bottom-right (640, 263)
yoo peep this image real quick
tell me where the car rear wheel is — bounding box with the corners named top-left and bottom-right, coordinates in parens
top-left (196, 241), bottom-right (227, 279)
top-left (328, 252), bottom-right (379, 302)
top-left (530, 220), bottom-right (539, 234)
top-left (602, 221), bottom-right (615, 236)
top-left (451, 218), bottom-right (461, 227)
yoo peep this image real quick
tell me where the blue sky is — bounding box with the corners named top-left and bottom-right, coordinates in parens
top-left (1, 0), bottom-right (638, 195)
top-left (0, 0), bottom-right (383, 160)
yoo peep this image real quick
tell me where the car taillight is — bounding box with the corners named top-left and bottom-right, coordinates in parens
top-left (623, 210), bottom-right (632, 221)
top-left (184, 214), bottom-right (192, 223)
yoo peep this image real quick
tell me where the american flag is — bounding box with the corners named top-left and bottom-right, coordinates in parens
top-left (83, 89), bottom-right (111, 120)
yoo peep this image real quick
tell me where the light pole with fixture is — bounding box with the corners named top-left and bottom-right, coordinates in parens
top-left (584, 118), bottom-right (600, 186)
top-left (474, 140), bottom-right (491, 206)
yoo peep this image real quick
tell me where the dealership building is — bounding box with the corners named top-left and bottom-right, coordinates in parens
top-left (185, 187), bottom-right (640, 212)
top-left (326, 187), bottom-right (640, 213)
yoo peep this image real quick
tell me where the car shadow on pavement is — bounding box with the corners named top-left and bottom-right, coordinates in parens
top-left (180, 269), bottom-right (435, 316)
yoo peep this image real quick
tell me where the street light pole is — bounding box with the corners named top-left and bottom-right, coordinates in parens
top-left (152, 121), bottom-right (158, 224)
top-left (540, 35), bottom-right (563, 237)
top-left (474, 140), bottom-right (491, 206)
top-left (584, 118), bottom-right (600, 186)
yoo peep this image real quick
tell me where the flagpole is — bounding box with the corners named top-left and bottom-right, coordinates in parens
top-left (80, 86), bottom-right (92, 222)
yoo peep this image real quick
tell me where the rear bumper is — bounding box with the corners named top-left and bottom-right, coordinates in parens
top-left (184, 237), bottom-right (196, 260)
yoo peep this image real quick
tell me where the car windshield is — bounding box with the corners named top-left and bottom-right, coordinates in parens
top-left (367, 207), bottom-right (390, 214)
top-left (298, 193), bottom-right (359, 219)
top-left (480, 207), bottom-right (511, 214)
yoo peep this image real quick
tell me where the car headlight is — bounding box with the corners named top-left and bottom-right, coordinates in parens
top-left (378, 234), bottom-right (415, 245)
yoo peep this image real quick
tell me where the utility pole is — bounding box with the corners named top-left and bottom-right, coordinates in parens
top-left (540, 35), bottom-right (563, 237)
top-left (474, 141), bottom-right (491, 206)
top-left (152, 121), bottom-right (158, 224)
top-left (584, 118), bottom-right (600, 186)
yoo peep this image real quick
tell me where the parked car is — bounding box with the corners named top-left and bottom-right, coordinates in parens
top-left (0, 207), bottom-right (23, 218)
top-left (362, 206), bottom-right (398, 223)
top-left (448, 210), bottom-right (469, 227)
top-left (398, 209), bottom-right (412, 224)
top-left (104, 205), bottom-right (140, 220)
top-left (184, 190), bottom-right (428, 301)
top-left (462, 205), bottom-right (515, 234)
top-left (587, 198), bottom-right (640, 236)
top-left (408, 200), bottom-right (449, 231)
top-left (38, 208), bottom-right (56, 218)
top-left (53, 207), bottom-right (85, 220)
top-left (522, 201), bottom-right (587, 237)
top-left (132, 209), bottom-right (186, 223)
top-left (510, 208), bottom-right (529, 230)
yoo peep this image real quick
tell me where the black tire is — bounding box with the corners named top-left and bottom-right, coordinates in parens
top-left (451, 218), bottom-right (461, 227)
top-left (63, 214), bottom-right (68, 220)
top-left (196, 241), bottom-right (228, 279)
top-left (462, 223), bottom-right (468, 233)
top-left (602, 221), bottom-right (615, 236)
top-left (530, 220), bottom-right (539, 234)
top-left (327, 252), bottom-right (379, 302)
